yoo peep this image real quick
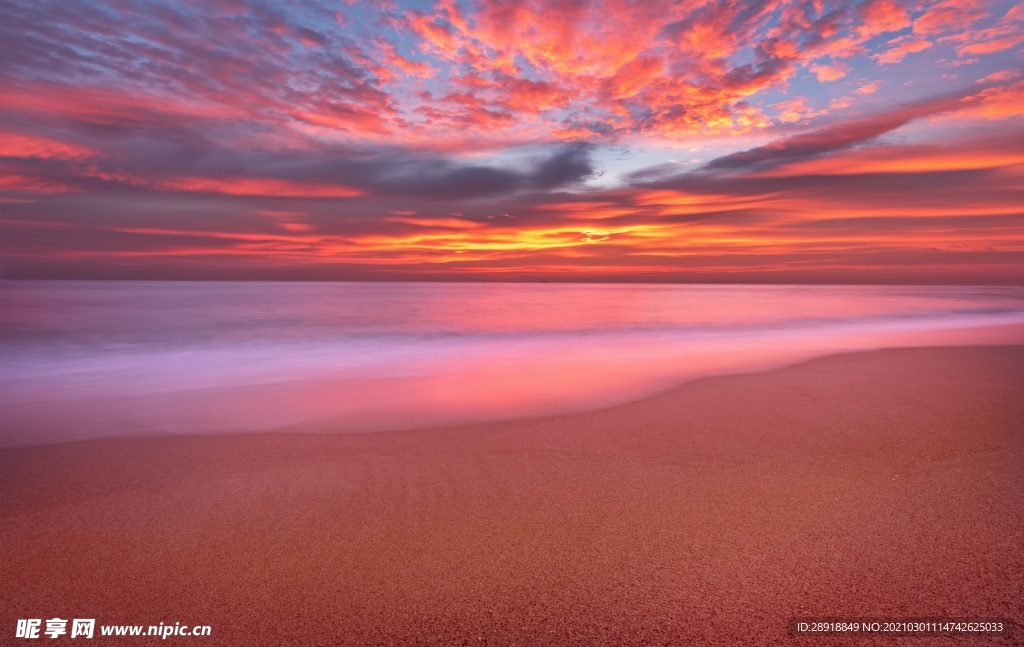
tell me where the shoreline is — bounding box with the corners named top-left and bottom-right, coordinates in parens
top-left (4, 319), bottom-right (1024, 450)
top-left (2, 345), bottom-right (1023, 645)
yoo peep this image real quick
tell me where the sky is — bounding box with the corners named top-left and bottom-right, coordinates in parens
top-left (1, 0), bottom-right (1022, 283)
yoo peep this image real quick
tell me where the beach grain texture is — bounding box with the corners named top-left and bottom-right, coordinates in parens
top-left (2, 346), bottom-right (1023, 646)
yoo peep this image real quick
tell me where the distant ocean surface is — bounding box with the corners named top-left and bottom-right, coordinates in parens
top-left (2, 281), bottom-right (1023, 447)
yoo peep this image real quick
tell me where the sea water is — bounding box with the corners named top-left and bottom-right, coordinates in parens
top-left (2, 281), bottom-right (1022, 447)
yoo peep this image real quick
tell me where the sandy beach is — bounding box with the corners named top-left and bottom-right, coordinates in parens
top-left (2, 345), bottom-right (1022, 645)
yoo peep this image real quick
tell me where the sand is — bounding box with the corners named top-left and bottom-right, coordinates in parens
top-left (2, 346), bottom-right (1023, 646)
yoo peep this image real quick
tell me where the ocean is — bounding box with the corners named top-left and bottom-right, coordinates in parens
top-left (2, 281), bottom-right (1022, 447)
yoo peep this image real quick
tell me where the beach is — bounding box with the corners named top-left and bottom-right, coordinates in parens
top-left (2, 345), bottom-right (1022, 645)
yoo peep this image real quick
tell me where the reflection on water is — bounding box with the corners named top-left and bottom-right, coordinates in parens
top-left (2, 281), bottom-right (1023, 447)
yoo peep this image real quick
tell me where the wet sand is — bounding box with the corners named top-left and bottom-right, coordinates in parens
top-left (2, 346), bottom-right (1022, 645)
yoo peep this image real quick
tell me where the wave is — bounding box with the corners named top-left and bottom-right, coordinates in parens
top-left (1, 282), bottom-right (1022, 447)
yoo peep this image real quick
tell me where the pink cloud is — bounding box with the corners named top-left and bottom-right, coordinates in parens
top-left (810, 61), bottom-right (851, 82)
top-left (873, 37), bottom-right (933, 64)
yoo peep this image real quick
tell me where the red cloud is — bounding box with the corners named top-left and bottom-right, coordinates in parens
top-left (0, 133), bottom-right (94, 160)
top-left (160, 177), bottom-right (364, 198)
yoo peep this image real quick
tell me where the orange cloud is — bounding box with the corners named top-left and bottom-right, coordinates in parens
top-left (772, 97), bottom-right (815, 123)
top-left (956, 80), bottom-right (1024, 120)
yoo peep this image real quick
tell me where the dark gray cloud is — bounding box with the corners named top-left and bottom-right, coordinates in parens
top-left (529, 143), bottom-right (596, 189)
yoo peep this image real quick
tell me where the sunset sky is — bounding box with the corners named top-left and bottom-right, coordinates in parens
top-left (1, 0), bottom-right (1022, 283)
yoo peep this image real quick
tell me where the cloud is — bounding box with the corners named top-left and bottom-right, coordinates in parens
top-left (5, 0), bottom-right (999, 149)
top-left (529, 143), bottom-right (597, 189)
top-left (977, 69), bottom-right (1022, 84)
top-left (873, 37), bottom-right (933, 64)
top-left (6, 129), bottom-right (1023, 284)
top-left (288, 143), bottom-right (596, 200)
top-left (854, 81), bottom-right (882, 95)
top-left (0, 92), bottom-right (597, 202)
top-left (697, 92), bottom-right (979, 174)
top-left (2, 0), bottom-right (1023, 283)
top-left (913, 0), bottom-right (989, 36)
top-left (809, 61), bottom-right (851, 82)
